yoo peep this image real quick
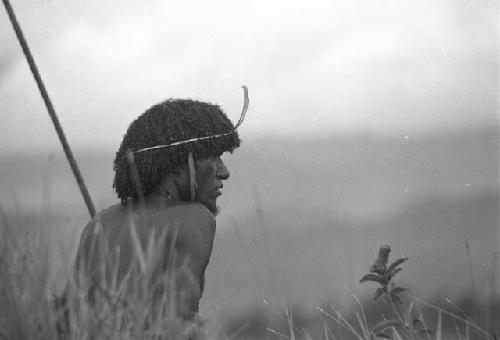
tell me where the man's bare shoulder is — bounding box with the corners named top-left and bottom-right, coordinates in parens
top-left (76, 203), bottom-right (124, 247)
top-left (81, 203), bottom-right (127, 232)
top-left (81, 201), bottom-right (215, 244)
top-left (149, 202), bottom-right (216, 252)
top-left (150, 202), bottom-right (215, 229)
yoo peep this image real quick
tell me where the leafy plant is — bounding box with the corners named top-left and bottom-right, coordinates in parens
top-left (359, 245), bottom-right (431, 339)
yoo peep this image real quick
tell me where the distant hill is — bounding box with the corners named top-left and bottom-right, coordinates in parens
top-left (220, 126), bottom-right (498, 221)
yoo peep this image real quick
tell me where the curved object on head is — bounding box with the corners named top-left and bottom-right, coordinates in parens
top-left (134, 86), bottom-right (249, 154)
top-left (234, 85), bottom-right (249, 130)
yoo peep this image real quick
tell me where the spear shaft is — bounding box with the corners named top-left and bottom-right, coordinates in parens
top-left (2, 0), bottom-right (96, 217)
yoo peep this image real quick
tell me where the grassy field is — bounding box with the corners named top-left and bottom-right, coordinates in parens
top-left (0, 212), bottom-right (497, 339)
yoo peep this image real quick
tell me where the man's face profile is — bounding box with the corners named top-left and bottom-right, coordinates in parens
top-left (194, 155), bottom-right (230, 215)
top-left (173, 154), bottom-right (230, 215)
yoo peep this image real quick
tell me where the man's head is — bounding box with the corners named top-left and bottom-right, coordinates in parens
top-left (113, 99), bottom-right (240, 211)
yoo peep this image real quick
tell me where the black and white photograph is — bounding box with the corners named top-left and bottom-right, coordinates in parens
top-left (0, 0), bottom-right (498, 339)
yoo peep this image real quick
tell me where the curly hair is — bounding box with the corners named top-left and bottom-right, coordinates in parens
top-left (113, 99), bottom-right (241, 203)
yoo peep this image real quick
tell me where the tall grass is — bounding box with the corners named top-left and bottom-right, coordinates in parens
top-left (0, 209), bottom-right (206, 340)
top-left (0, 208), bottom-right (498, 339)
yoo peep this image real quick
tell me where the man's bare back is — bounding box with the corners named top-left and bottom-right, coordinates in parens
top-left (75, 195), bottom-right (215, 319)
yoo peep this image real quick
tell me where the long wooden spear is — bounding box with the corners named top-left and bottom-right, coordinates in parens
top-left (2, 0), bottom-right (96, 217)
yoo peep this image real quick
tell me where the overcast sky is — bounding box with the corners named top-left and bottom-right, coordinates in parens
top-left (0, 0), bottom-right (497, 153)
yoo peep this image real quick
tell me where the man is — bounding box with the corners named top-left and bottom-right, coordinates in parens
top-left (73, 93), bottom-right (247, 337)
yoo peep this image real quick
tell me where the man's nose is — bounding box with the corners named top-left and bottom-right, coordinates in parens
top-left (217, 158), bottom-right (230, 180)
